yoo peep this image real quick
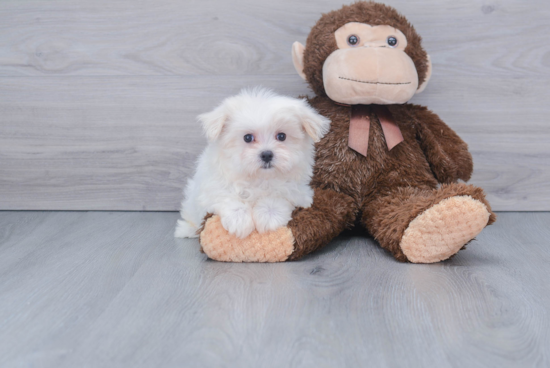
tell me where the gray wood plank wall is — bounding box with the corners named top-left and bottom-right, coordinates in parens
top-left (0, 0), bottom-right (548, 211)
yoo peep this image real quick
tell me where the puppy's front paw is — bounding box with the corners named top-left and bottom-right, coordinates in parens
top-left (219, 202), bottom-right (255, 239)
top-left (253, 198), bottom-right (293, 233)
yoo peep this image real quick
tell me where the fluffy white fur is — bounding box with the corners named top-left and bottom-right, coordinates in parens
top-left (175, 88), bottom-right (330, 239)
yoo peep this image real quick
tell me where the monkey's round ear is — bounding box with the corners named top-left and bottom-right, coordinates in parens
top-left (416, 55), bottom-right (432, 94)
top-left (197, 103), bottom-right (230, 141)
top-left (292, 42), bottom-right (307, 80)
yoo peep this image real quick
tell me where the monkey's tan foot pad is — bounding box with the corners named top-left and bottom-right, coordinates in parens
top-left (199, 215), bottom-right (294, 262)
top-left (400, 196), bottom-right (490, 263)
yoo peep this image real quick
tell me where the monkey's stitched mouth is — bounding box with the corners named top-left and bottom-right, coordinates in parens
top-left (339, 76), bottom-right (411, 85)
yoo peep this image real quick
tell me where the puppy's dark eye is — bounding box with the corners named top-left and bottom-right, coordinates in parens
top-left (243, 134), bottom-right (254, 143)
top-left (387, 36), bottom-right (398, 47)
top-left (347, 35), bottom-right (359, 46)
top-left (276, 133), bottom-right (286, 142)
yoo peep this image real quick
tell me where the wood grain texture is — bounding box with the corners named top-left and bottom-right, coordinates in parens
top-left (0, 0), bottom-right (549, 210)
top-left (0, 211), bottom-right (549, 367)
top-left (0, 0), bottom-right (547, 78)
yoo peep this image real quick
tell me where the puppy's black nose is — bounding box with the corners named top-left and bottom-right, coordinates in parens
top-left (260, 150), bottom-right (273, 163)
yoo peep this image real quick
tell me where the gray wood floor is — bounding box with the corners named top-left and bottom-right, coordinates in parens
top-left (1, 0), bottom-right (549, 211)
top-left (0, 211), bottom-right (549, 367)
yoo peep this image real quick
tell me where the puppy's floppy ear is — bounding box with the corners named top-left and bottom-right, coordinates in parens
top-left (296, 100), bottom-right (331, 143)
top-left (197, 99), bottom-right (232, 141)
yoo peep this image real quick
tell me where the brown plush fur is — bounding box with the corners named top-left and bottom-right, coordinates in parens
top-left (303, 1), bottom-right (429, 98)
top-left (288, 188), bottom-right (357, 260)
top-left (286, 95), bottom-right (496, 261)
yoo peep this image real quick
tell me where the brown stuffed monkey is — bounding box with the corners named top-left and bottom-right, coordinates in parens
top-left (199, 1), bottom-right (496, 263)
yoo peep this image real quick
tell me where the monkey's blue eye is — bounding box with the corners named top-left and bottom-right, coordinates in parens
top-left (347, 35), bottom-right (359, 46)
top-left (244, 134), bottom-right (254, 143)
top-left (387, 36), bottom-right (398, 47)
top-left (276, 133), bottom-right (286, 141)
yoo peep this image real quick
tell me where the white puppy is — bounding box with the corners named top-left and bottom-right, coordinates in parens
top-left (175, 88), bottom-right (330, 239)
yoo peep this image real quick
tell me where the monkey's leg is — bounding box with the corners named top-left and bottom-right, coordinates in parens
top-left (199, 188), bottom-right (357, 262)
top-left (361, 183), bottom-right (496, 263)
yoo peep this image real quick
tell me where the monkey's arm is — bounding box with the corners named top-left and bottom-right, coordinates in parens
top-left (409, 104), bottom-right (473, 183)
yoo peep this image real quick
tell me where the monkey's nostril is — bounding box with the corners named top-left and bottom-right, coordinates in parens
top-left (260, 150), bottom-right (274, 163)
